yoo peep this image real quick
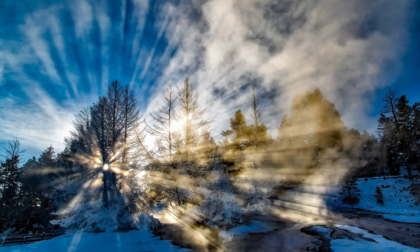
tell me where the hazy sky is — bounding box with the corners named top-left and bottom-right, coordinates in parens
top-left (1, 0), bottom-right (419, 160)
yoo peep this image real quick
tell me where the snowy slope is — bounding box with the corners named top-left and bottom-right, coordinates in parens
top-left (334, 176), bottom-right (420, 223)
top-left (1, 231), bottom-right (188, 252)
top-left (331, 225), bottom-right (420, 252)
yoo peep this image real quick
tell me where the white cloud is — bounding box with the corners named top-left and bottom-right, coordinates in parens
top-left (0, 0), bottom-right (412, 157)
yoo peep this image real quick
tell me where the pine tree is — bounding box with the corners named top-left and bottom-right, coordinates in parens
top-left (18, 146), bottom-right (61, 232)
top-left (197, 127), bottom-right (217, 164)
top-left (0, 139), bottom-right (23, 230)
top-left (221, 110), bottom-right (249, 151)
top-left (377, 90), bottom-right (418, 176)
top-left (19, 157), bottom-right (44, 230)
top-left (374, 186), bottom-right (384, 205)
top-left (277, 88), bottom-right (347, 181)
top-left (409, 102), bottom-right (420, 172)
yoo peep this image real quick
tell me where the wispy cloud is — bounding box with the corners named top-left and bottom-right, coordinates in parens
top-left (0, 0), bottom-right (413, 158)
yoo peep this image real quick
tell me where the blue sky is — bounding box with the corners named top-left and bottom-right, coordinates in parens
top-left (0, 0), bottom-right (419, 160)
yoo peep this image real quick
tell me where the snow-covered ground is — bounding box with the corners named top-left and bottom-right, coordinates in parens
top-left (334, 176), bottom-right (420, 223)
top-left (1, 230), bottom-right (188, 252)
top-left (331, 225), bottom-right (420, 252)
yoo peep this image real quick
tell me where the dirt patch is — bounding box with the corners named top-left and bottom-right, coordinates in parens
top-left (300, 226), bottom-right (332, 252)
top-left (223, 228), bottom-right (320, 252)
top-left (153, 209), bottom-right (420, 251)
top-left (153, 223), bottom-right (223, 252)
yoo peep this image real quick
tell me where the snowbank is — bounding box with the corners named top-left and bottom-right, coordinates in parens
top-left (2, 230), bottom-right (187, 252)
top-left (334, 177), bottom-right (420, 223)
top-left (331, 225), bottom-right (420, 252)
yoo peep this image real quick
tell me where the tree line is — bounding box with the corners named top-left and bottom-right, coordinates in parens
top-left (1, 79), bottom-right (419, 233)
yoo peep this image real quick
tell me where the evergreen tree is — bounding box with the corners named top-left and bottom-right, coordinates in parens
top-left (378, 90), bottom-right (402, 175)
top-left (340, 129), bottom-right (382, 179)
top-left (0, 139), bottom-right (23, 230)
top-left (341, 183), bottom-right (360, 206)
top-left (277, 88), bottom-right (346, 176)
top-left (374, 186), bottom-right (384, 205)
top-left (37, 146), bottom-right (58, 201)
top-left (221, 110), bottom-right (249, 151)
top-left (18, 146), bottom-right (60, 232)
top-left (378, 90), bottom-right (419, 176)
top-left (19, 157), bottom-right (44, 230)
top-left (409, 102), bottom-right (420, 172)
top-left (197, 127), bottom-right (217, 164)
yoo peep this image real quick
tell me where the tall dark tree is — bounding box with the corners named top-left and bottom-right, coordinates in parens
top-left (377, 90), bottom-right (419, 176)
top-left (378, 90), bottom-right (402, 175)
top-left (0, 139), bottom-right (23, 230)
top-left (18, 146), bottom-right (60, 232)
top-left (19, 157), bottom-right (43, 230)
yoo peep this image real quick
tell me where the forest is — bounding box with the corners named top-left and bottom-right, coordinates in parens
top-left (1, 79), bottom-right (419, 250)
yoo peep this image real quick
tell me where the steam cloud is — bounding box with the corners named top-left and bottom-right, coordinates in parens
top-left (147, 0), bottom-right (410, 138)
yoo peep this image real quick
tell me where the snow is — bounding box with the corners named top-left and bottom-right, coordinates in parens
top-left (334, 176), bottom-right (420, 223)
top-left (331, 225), bottom-right (420, 252)
top-left (194, 169), bottom-right (242, 228)
top-left (219, 220), bottom-right (275, 241)
top-left (1, 230), bottom-right (188, 252)
top-left (382, 213), bottom-right (420, 223)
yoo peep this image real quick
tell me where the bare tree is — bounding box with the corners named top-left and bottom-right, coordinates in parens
top-left (1, 138), bottom-right (23, 162)
top-left (247, 86), bottom-right (269, 148)
top-left (249, 86), bottom-right (263, 131)
top-left (121, 85), bottom-right (141, 170)
top-left (177, 78), bottom-right (211, 162)
top-left (148, 85), bottom-right (177, 162)
top-left (107, 81), bottom-right (124, 162)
